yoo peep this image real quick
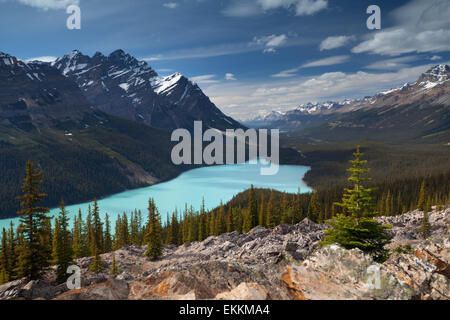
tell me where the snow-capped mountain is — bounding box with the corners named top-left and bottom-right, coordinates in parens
top-left (0, 51), bottom-right (102, 129)
top-left (51, 49), bottom-right (242, 131)
top-left (245, 65), bottom-right (450, 140)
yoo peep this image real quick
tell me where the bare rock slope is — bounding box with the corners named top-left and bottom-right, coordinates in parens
top-left (0, 209), bottom-right (448, 300)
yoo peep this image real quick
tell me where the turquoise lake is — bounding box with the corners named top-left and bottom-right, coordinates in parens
top-left (0, 161), bottom-right (311, 230)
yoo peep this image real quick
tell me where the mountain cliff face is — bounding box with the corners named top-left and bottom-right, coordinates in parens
top-left (51, 49), bottom-right (242, 131)
top-left (0, 52), bottom-right (103, 131)
top-left (247, 65), bottom-right (450, 142)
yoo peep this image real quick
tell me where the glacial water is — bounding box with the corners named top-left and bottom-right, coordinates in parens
top-left (0, 161), bottom-right (311, 230)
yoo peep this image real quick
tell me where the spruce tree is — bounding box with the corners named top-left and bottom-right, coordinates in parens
top-left (215, 202), bottom-right (226, 235)
top-left (243, 185), bottom-right (258, 232)
top-left (91, 199), bottom-right (104, 253)
top-left (0, 228), bottom-right (10, 284)
top-left (321, 146), bottom-right (392, 262)
top-left (417, 180), bottom-right (427, 211)
top-left (52, 200), bottom-right (73, 284)
top-left (307, 192), bottom-right (321, 222)
top-left (89, 248), bottom-right (105, 273)
top-left (109, 255), bottom-right (120, 276)
top-left (15, 161), bottom-right (50, 280)
top-left (7, 222), bottom-right (17, 280)
top-left (226, 205), bottom-right (234, 233)
top-left (419, 211), bottom-right (431, 238)
top-left (72, 211), bottom-right (84, 259)
top-left (145, 198), bottom-right (163, 260)
top-left (266, 193), bottom-right (276, 228)
top-left (104, 213), bottom-right (112, 253)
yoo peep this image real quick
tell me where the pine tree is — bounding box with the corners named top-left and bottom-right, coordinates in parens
top-left (7, 222), bottom-right (18, 280)
top-left (385, 191), bottom-right (392, 216)
top-left (321, 146), bottom-right (392, 262)
top-left (243, 185), bottom-right (258, 232)
top-left (215, 202), bottom-right (226, 235)
top-left (419, 211), bottom-right (431, 238)
top-left (0, 267), bottom-right (8, 284)
top-left (226, 205), bottom-right (234, 233)
top-left (72, 213), bottom-right (83, 259)
top-left (91, 199), bottom-right (103, 253)
top-left (109, 255), bottom-right (120, 276)
top-left (15, 161), bottom-right (50, 280)
top-left (52, 200), bottom-right (73, 284)
top-left (335, 146), bottom-right (375, 220)
top-left (258, 195), bottom-right (265, 226)
top-left (281, 193), bottom-right (290, 224)
top-left (307, 192), bottom-right (321, 222)
top-left (145, 198), bottom-right (163, 260)
top-left (89, 248), bottom-right (105, 273)
top-left (425, 196), bottom-right (432, 214)
top-left (104, 213), bottom-right (112, 253)
top-left (266, 192), bottom-right (276, 228)
top-left (417, 180), bottom-right (427, 211)
top-left (168, 212), bottom-right (179, 245)
top-left (0, 228), bottom-right (10, 284)
top-left (294, 188), bottom-right (304, 223)
top-left (85, 205), bottom-right (92, 256)
top-left (208, 211), bottom-right (216, 237)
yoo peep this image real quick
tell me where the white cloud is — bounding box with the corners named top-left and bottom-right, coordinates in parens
top-left (163, 2), bottom-right (178, 9)
top-left (143, 33), bottom-right (310, 61)
top-left (251, 34), bottom-right (288, 53)
top-left (207, 63), bottom-right (442, 120)
top-left (190, 74), bottom-right (220, 84)
top-left (364, 56), bottom-right (419, 70)
top-left (222, 1), bottom-right (262, 17)
top-left (430, 55), bottom-right (442, 61)
top-left (24, 56), bottom-right (57, 63)
top-left (352, 0), bottom-right (450, 56)
top-left (271, 55), bottom-right (349, 78)
top-left (300, 55), bottom-right (350, 68)
top-left (293, 0), bottom-right (327, 16)
top-left (225, 73), bottom-right (237, 81)
top-left (223, 0), bottom-right (327, 17)
top-left (18, 0), bottom-right (79, 10)
top-left (319, 35), bottom-right (355, 51)
top-left (272, 67), bottom-right (300, 78)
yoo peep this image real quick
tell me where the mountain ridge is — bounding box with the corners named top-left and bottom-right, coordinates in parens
top-left (245, 65), bottom-right (450, 143)
top-left (50, 49), bottom-right (243, 131)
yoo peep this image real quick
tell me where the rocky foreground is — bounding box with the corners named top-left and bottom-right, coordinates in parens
top-left (0, 209), bottom-right (448, 300)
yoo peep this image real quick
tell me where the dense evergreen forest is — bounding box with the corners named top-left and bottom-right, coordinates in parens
top-left (0, 151), bottom-right (449, 284)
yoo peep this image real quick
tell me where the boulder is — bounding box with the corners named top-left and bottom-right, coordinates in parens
top-left (56, 277), bottom-right (129, 300)
top-left (281, 245), bottom-right (417, 300)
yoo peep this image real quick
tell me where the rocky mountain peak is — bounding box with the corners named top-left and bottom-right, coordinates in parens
top-left (0, 51), bottom-right (22, 68)
top-left (417, 64), bottom-right (450, 89)
top-left (108, 49), bottom-right (142, 69)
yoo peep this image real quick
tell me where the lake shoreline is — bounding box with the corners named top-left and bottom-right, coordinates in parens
top-left (0, 161), bottom-right (311, 230)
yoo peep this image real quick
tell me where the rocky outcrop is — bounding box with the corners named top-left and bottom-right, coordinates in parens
top-left (281, 245), bottom-right (416, 300)
top-left (1, 209), bottom-right (448, 300)
top-left (215, 283), bottom-right (269, 300)
top-left (384, 238), bottom-right (449, 300)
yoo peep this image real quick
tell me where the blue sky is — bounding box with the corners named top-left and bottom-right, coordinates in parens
top-left (1, 0), bottom-right (450, 119)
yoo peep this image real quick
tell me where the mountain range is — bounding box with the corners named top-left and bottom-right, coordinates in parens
top-left (246, 65), bottom-right (450, 143)
top-left (0, 49), bottom-right (244, 218)
top-left (50, 49), bottom-right (241, 131)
